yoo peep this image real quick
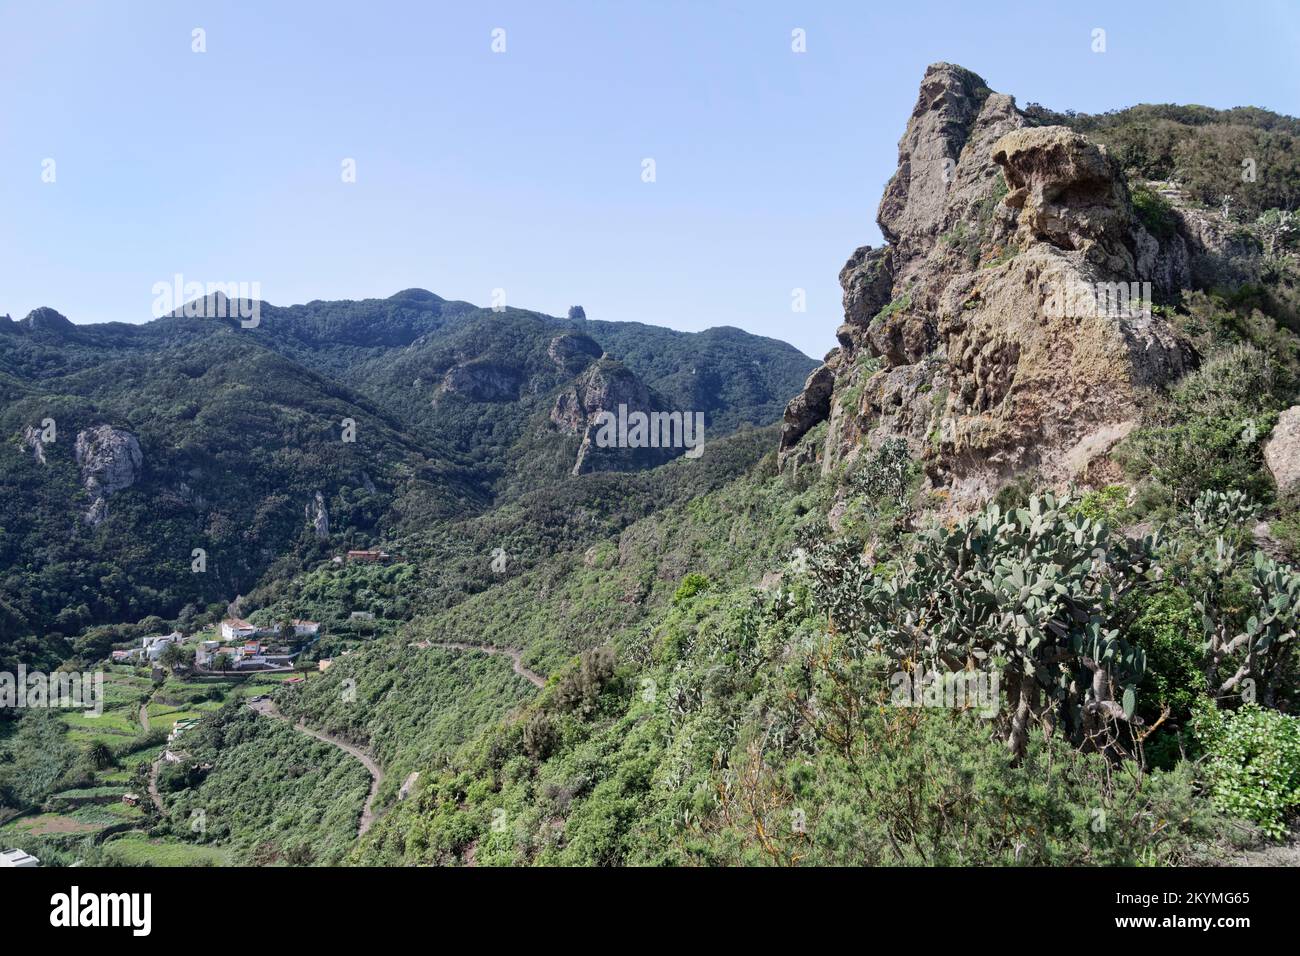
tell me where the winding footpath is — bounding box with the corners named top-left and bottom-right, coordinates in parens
top-left (411, 640), bottom-right (546, 688)
top-left (248, 699), bottom-right (384, 838)
top-left (140, 701), bottom-right (165, 812)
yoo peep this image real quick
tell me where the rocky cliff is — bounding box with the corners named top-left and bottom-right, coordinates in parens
top-left (74, 425), bottom-right (143, 525)
top-left (779, 63), bottom-right (1197, 507)
top-left (551, 358), bottom-right (678, 475)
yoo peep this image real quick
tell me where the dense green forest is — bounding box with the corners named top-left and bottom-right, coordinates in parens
top-left (0, 295), bottom-right (815, 674)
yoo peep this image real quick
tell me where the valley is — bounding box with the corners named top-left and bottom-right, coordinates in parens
top-left (4, 60), bottom-right (1300, 871)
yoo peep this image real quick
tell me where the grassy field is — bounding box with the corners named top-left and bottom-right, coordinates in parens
top-left (100, 833), bottom-right (231, 867)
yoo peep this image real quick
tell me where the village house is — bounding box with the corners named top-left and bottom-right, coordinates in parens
top-left (346, 549), bottom-right (393, 563)
top-left (0, 848), bottom-right (40, 868)
top-left (142, 631), bottom-right (183, 661)
top-left (220, 617), bottom-right (258, 641)
top-left (169, 718), bottom-right (200, 744)
top-left (291, 619), bottom-right (320, 637)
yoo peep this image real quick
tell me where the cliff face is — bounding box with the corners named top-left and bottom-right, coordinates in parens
top-left (74, 425), bottom-right (143, 525)
top-left (551, 359), bottom-right (677, 475)
top-left (780, 63), bottom-right (1194, 507)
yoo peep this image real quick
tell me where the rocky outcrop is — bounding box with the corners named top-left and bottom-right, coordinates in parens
top-left (993, 127), bottom-right (1133, 265)
top-left (74, 425), bottom-right (143, 525)
top-left (551, 360), bottom-right (677, 475)
top-left (778, 63), bottom-right (1194, 508)
top-left (306, 490), bottom-right (330, 541)
top-left (22, 425), bottom-right (48, 465)
top-left (837, 246), bottom-right (895, 348)
top-left (1265, 407), bottom-right (1300, 497)
top-left (437, 360), bottom-right (521, 402)
top-left (19, 307), bottom-right (75, 340)
top-left (778, 365), bottom-right (835, 460)
top-left (547, 332), bottom-right (603, 376)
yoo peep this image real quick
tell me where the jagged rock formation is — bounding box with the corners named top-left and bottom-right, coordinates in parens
top-left (22, 425), bottom-right (48, 465)
top-left (306, 490), bottom-right (330, 540)
top-left (74, 425), bottom-right (143, 525)
top-left (1265, 406), bottom-right (1300, 496)
top-left (551, 359), bottom-right (677, 475)
top-left (19, 307), bottom-right (75, 340)
top-left (779, 63), bottom-right (1193, 508)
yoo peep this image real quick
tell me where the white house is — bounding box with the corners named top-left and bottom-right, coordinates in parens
top-left (291, 619), bottom-right (320, 638)
top-left (143, 631), bottom-right (183, 661)
top-left (221, 618), bottom-right (258, 641)
top-left (0, 848), bottom-right (40, 867)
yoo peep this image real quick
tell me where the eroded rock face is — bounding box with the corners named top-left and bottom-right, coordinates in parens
top-left (778, 365), bottom-right (835, 460)
top-left (993, 127), bottom-right (1132, 262)
top-left (22, 425), bottom-right (48, 465)
top-left (778, 63), bottom-right (1193, 509)
top-left (1265, 407), bottom-right (1300, 497)
top-left (547, 332), bottom-right (603, 376)
top-left (74, 425), bottom-right (143, 525)
top-left (551, 360), bottom-right (676, 475)
top-left (437, 360), bottom-right (521, 402)
top-left (838, 245), bottom-right (895, 347)
top-left (306, 490), bottom-right (330, 540)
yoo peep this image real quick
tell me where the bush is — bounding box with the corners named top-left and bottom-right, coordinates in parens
top-left (551, 647), bottom-right (617, 717)
top-left (1191, 702), bottom-right (1300, 838)
top-left (1131, 184), bottom-right (1178, 239)
top-left (672, 573), bottom-right (712, 606)
top-left (1122, 586), bottom-right (1207, 758)
top-left (1122, 344), bottom-right (1279, 502)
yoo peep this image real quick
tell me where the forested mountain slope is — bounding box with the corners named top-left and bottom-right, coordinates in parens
top-left (0, 293), bottom-right (815, 672)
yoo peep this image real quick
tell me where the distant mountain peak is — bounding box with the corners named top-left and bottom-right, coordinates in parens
top-left (20, 306), bottom-right (74, 332)
top-left (389, 289), bottom-right (444, 304)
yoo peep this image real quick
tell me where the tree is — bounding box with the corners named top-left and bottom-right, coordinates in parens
top-left (87, 741), bottom-right (115, 770)
top-left (212, 652), bottom-right (231, 675)
top-left (1256, 208), bottom-right (1298, 257)
top-left (159, 641), bottom-right (184, 673)
top-left (567, 305), bottom-right (586, 320)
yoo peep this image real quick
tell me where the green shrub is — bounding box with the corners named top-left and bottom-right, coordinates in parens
top-left (849, 438), bottom-right (916, 513)
top-left (1122, 587), bottom-right (1207, 744)
top-left (672, 573), bottom-right (712, 606)
top-left (1076, 484), bottom-right (1129, 523)
top-left (1191, 702), bottom-right (1300, 838)
top-left (1131, 184), bottom-right (1178, 239)
top-left (1121, 344), bottom-right (1279, 502)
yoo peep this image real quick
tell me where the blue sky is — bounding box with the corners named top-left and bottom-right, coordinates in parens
top-left (2, 1), bottom-right (1298, 358)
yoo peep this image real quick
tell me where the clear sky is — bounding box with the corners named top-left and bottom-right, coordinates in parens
top-left (2, 0), bottom-right (1298, 358)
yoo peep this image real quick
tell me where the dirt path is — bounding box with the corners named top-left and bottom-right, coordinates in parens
top-left (139, 700), bottom-right (165, 812)
top-left (411, 640), bottom-right (546, 688)
top-left (249, 699), bottom-right (383, 838)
